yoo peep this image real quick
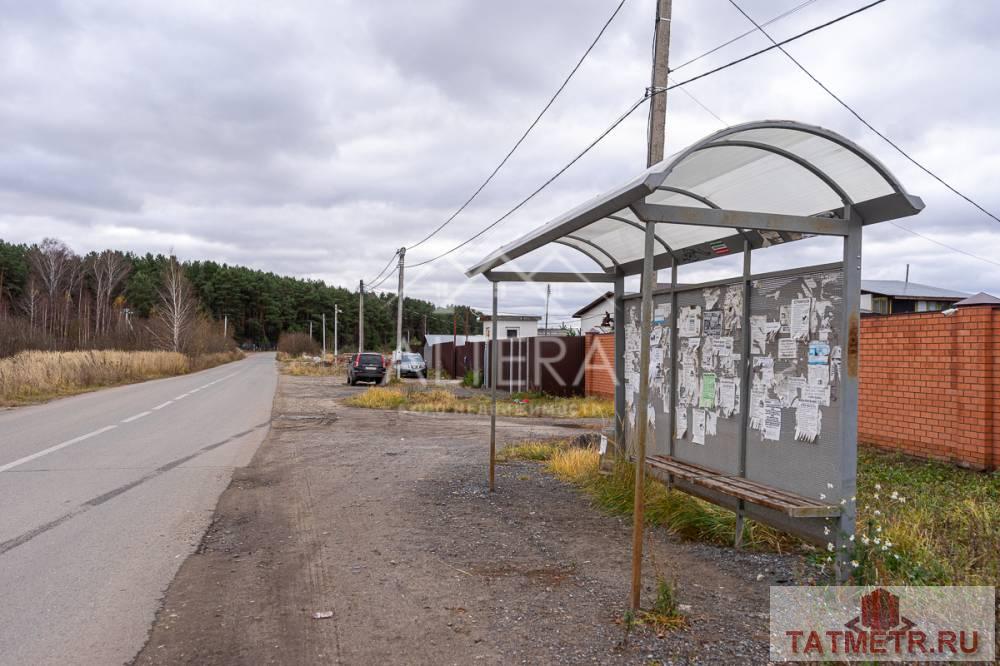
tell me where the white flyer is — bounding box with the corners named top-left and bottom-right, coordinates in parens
top-left (706, 410), bottom-right (718, 436)
top-left (675, 405), bottom-right (688, 439)
top-left (749, 388), bottom-right (766, 430)
top-left (679, 305), bottom-right (702, 338)
top-left (803, 384), bottom-right (831, 407)
top-left (750, 315), bottom-right (768, 354)
top-left (794, 399), bottom-right (821, 443)
top-left (692, 408), bottom-right (706, 445)
top-left (718, 377), bottom-right (737, 416)
top-left (808, 363), bottom-right (829, 387)
top-left (777, 338), bottom-right (797, 360)
top-left (790, 298), bottom-right (812, 340)
top-left (763, 399), bottom-right (782, 441)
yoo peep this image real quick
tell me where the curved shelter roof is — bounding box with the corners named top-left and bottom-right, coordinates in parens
top-left (466, 120), bottom-right (924, 278)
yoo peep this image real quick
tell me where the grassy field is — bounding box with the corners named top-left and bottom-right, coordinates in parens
top-left (345, 385), bottom-right (614, 419)
top-left (277, 353), bottom-right (346, 377)
top-left (497, 440), bottom-right (999, 585)
top-left (0, 349), bottom-right (243, 406)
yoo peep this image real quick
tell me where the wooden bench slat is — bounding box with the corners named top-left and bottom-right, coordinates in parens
top-left (643, 455), bottom-right (841, 518)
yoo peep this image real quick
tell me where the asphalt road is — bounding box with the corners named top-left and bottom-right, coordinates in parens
top-left (0, 352), bottom-right (277, 666)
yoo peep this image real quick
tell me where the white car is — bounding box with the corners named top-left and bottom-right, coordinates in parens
top-left (396, 352), bottom-right (427, 378)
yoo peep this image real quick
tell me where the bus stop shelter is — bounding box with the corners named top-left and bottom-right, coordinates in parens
top-left (465, 120), bottom-right (923, 598)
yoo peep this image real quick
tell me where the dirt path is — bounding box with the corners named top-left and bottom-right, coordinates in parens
top-left (133, 375), bottom-right (807, 665)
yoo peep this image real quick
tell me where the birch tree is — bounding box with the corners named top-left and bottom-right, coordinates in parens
top-left (152, 256), bottom-right (196, 352)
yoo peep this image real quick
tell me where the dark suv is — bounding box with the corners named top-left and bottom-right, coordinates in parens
top-left (347, 352), bottom-right (387, 385)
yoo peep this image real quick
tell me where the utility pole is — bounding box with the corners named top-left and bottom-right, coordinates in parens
top-left (544, 284), bottom-right (551, 334)
top-left (322, 312), bottom-right (326, 357)
top-left (632, 0), bottom-right (673, 613)
top-left (309, 319), bottom-right (313, 340)
top-left (647, 0), bottom-right (672, 167)
top-left (358, 279), bottom-right (365, 352)
top-left (223, 314), bottom-right (227, 338)
top-left (334, 305), bottom-right (341, 358)
top-left (395, 247), bottom-right (406, 378)
top-left (452, 311), bottom-right (457, 376)
top-left (423, 314), bottom-right (428, 339)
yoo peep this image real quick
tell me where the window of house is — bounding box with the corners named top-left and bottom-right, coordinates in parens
top-left (872, 296), bottom-right (889, 314)
top-left (505, 328), bottom-right (519, 338)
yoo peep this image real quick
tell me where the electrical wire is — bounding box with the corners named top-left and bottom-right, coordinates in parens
top-left (404, 0), bottom-right (629, 253)
top-left (726, 0), bottom-right (1000, 225)
top-left (364, 249), bottom-right (399, 288)
top-left (406, 0), bottom-right (892, 270)
top-left (671, 0), bottom-right (822, 72)
top-left (887, 221), bottom-right (1000, 268)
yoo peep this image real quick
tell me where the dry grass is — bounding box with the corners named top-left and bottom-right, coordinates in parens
top-left (345, 385), bottom-right (613, 419)
top-left (495, 439), bottom-right (569, 462)
top-left (0, 349), bottom-right (243, 406)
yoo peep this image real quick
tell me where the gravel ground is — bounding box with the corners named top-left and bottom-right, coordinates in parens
top-left (132, 373), bottom-right (814, 665)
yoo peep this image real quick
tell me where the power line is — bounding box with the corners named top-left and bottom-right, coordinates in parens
top-left (726, 0), bottom-right (1000, 225)
top-left (404, 0), bottom-right (629, 254)
top-left (407, 0), bottom-right (892, 270)
top-left (887, 221), bottom-right (1000, 268)
top-left (364, 249), bottom-right (399, 287)
top-left (671, 0), bottom-right (822, 72)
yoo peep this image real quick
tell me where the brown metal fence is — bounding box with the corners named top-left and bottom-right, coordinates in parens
top-left (486, 336), bottom-right (585, 396)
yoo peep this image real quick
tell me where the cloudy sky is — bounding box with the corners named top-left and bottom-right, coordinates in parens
top-left (1, 0), bottom-right (998, 324)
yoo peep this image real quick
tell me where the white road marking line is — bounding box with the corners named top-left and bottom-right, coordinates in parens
top-left (174, 394), bottom-right (190, 400)
top-left (0, 425), bottom-right (118, 473)
top-left (121, 411), bottom-right (151, 423)
top-left (152, 400), bottom-right (173, 410)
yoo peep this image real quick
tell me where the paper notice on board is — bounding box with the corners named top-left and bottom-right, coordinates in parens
top-left (778, 338), bottom-right (797, 360)
top-left (795, 399), bottom-right (821, 442)
top-left (654, 303), bottom-right (670, 324)
top-left (650, 326), bottom-right (663, 346)
top-left (749, 388), bottom-right (766, 430)
top-left (718, 377), bottom-right (737, 416)
top-left (754, 355), bottom-right (775, 387)
top-left (803, 384), bottom-right (831, 406)
top-left (703, 310), bottom-right (722, 337)
top-left (703, 287), bottom-right (721, 310)
top-left (699, 372), bottom-right (717, 409)
top-left (692, 408), bottom-right (706, 445)
top-left (808, 340), bottom-right (830, 365)
top-left (790, 298), bottom-right (812, 340)
top-left (679, 306), bottom-right (702, 338)
top-left (750, 315), bottom-right (768, 354)
top-left (675, 405), bottom-right (688, 438)
top-left (808, 363), bottom-right (829, 387)
top-left (779, 304), bottom-right (790, 335)
top-left (763, 399), bottom-right (782, 441)
top-left (706, 410), bottom-right (718, 436)
top-left (713, 336), bottom-right (733, 355)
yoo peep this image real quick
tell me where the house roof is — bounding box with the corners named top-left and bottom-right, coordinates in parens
top-left (955, 292), bottom-right (1000, 306)
top-left (861, 280), bottom-right (969, 300)
top-left (479, 313), bottom-right (542, 322)
top-left (573, 292), bottom-right (613, 318)
top-left (466, 120), bottom-right (923, 279)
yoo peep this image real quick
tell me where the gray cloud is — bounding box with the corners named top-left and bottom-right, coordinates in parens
top-left (0, 0), bottom-right (998, 321)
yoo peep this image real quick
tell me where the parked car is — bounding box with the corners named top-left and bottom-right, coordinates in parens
top-left (396, 352), bottom-right (427, 378)
top-left (347, 352), bottom-right (387, 385)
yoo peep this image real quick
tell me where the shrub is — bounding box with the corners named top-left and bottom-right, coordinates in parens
top-left (277, 332), bottom-right (320, 357)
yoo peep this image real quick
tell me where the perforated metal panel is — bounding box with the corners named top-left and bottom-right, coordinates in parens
top-left (621, 264), bottom-right (845, 507)
top-left (745, 266), bottom-right (844, 501)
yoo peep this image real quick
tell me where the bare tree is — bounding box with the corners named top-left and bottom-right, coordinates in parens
top-left (151, 256), bottom-right (196, 352)
top-left (88, 250), bottom-right (131, 337)
top-left (27, 238), bottom-right (73, 335)
top-left (21, 277), bottom-right (42, 331)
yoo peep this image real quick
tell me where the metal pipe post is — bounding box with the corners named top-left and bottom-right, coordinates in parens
top-left (735, 239), bottom-right (752, 548)
top-left (630, 221), bottom-right (657, 610)
top-left (489, 280), bottom-right (499, 492)
top-left (837, 206), bottom-right (862, 581)
top-left (613, 271), bottom-right (626, 450)
top-left (322, 313), bottom-right (326, 356)
top-left (668, 259), bottom-right (678, 459)
top-left (396, 247), bottom-right (406, 378)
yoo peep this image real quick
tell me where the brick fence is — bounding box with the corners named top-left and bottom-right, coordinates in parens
top-left (584, 308), bottom-right (1000, 470)
top-left (859, 305), bottom-right (999, 470)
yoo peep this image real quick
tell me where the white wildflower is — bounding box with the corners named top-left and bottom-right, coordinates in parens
top-left (849, 534), bottom-right (855, 542)
top-left (820, 493), bottom-right (827, 500)
top-left (851, 560), bottom-right (859, 568)
top-left (823, 526), bottom-right (830, 536)
top-left (861, 536), bottom-right (870, 546)
top-left (827, 542), bottom-right (835, 552)
top-left (875, 483), bottom-right (881, 490)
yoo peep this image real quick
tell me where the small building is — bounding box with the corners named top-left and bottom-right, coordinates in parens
top-left (861, 280), bottom-right (969, 315)
top-left (480, 314), bottom-right (540, 339)
top-left (573, 291), bottom-right (614, 333)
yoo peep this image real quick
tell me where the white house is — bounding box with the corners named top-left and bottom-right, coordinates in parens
top-left (480, 314), bottom-right (540, 339)
top-left (573, 291), bottom-right (614, 333)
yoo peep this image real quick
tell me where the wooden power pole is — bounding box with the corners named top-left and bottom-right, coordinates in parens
top-left (358, 279), bottom-right (365, 352)
top-left (395, 247), bottom-right (406, 378)
top-left (632, 0), bottom-right (673, 613)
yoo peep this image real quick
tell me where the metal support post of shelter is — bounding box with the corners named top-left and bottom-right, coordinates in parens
top-left (613, 271), bottom-right (626, 450)
top-left (735, 238), bottom-right (752, 549)
top-left (836, 205), bottom-right (862, 582)
top-left (489, 279), bottom-right (498, 493)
